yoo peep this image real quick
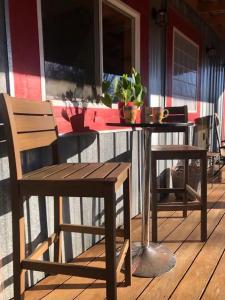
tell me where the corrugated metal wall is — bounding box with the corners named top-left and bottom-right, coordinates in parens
top-left (149, 0), bottom-right (225, 149)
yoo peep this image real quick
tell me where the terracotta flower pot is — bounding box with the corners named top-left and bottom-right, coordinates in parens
top-left (118, 101), bottom-right (135, 123)
top-left (123, 104), bottom-right (138, 124)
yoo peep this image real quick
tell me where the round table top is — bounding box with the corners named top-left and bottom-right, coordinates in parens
top-left (106, 122), bottom-right (193, 128)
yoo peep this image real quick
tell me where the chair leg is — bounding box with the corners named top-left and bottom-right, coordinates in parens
top-left (183, 159), bottom-right (188, 218)
top-left (104, 187), bottom-right (117, 300)
top-left (123, 170), bottom-right (131, 286)
top-left (201, 156), bottom-right (207, 241)
top-left (151, 157), bottom-right (157, 243)
top-left (12, 190), bottom-right (25, 299)
top-left (54, 196), bottom-right (62, 262)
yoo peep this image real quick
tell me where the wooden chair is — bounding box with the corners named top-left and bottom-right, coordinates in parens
top-left (145, 105), bottom-right (190, 216)
top-left (1, 93), bottom-right (132, 300)
top-left (145, 106), bottom-right (207, 242)
top-left (193, 115), bottom-right (220, 186)
top-left (214, 113), bottom-right (225, 162)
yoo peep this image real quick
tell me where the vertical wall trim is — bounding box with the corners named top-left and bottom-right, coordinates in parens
top-left (36, 0), bottom-right (46, 101)
top-left (4, 0), bottom-right (15, 96)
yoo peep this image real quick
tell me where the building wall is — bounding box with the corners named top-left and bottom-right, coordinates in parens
top-left (0, 0), bottom-right (224, 298)
top-left (149, 0), bottom-right (225, 151)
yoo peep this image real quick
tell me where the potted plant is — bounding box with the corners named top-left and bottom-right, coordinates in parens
top-left (101, 68), bottom-right (146, 123)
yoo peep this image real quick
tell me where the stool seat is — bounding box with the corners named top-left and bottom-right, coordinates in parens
top-left (20, 163), bottom-right (130, 197)
top-left (152, 145), bottom-right (206, 159)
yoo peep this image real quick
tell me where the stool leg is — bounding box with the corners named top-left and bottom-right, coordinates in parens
top-left (54, 196), bottom-right (62, 262)
top-left (123, 170), bottom-right (131, 286)
top-left (104, 187), bottom-right (117, 300)
top-left (152, 156), bottom-right (157, 243)
top-left (183, 159), bottom-right (188, 218)
top-left (201, 155), bottom-right (207, 241)
top-left (13, 190), bottom-right (25, 299)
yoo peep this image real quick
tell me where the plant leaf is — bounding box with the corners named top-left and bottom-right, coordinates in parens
top-left (100, 93), bottom-right (112, 108)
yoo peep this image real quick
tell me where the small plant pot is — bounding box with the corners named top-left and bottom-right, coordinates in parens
top-left (123, 105), bottom-right (138, 124)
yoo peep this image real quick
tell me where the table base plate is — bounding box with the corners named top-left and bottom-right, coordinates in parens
top-left (131, 242), bottom-right (176, 277)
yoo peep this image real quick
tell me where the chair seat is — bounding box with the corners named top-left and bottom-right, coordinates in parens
top-left (20, 162), bottom-right (131, 197)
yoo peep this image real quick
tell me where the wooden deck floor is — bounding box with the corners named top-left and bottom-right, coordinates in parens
top-left (25, 182), bottom-right (225, 300)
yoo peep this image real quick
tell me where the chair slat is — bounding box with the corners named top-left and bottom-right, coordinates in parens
top-left (86, 163), bottom-right (119, 179)
top-left (165, 106), bottom-right (187, 115)
top-left (66, 163), bottom-right (102, 179)
top-left (15, 115), bottom-right (56, 132)
top-left (18, 130), bottom-right (57, 151)
top-left (46, 164), bottom-right (89, 180)
top-left (24, 164), bottom-right (69, 180)
top-left (163, 115), bottom-right (187, 123)
top-left (106, 163), bottom-right (130, 180)
top-left (12, 99), bottom-right (53, 115)
top-left (23, 165), bottom-right (58, 178)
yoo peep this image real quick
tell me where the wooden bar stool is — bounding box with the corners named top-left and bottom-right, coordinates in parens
top-left (1, 93), bottom-right (132, 300)
top-left (151, 145), bottom-right (207, 243)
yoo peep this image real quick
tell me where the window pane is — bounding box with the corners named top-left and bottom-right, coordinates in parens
top-left (103, 3), bottom-right (132, 77)
top-left (172, 30), bottom-right (199, 112)
top-left (42, 0), bottom-right (96, 100)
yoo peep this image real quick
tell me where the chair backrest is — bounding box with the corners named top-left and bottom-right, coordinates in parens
top-left (1, 93), bottom-right (58, 180)
top-left (144, 105), bottom-right (188, 124)
top-left (163, 106), bottom-right (188, 123)
top-left (214, 113), bottom-right (225, 157)
top-left (214, 113), bottom-right (221, 148)
top-left (192, 115), bottom-right (212, 150)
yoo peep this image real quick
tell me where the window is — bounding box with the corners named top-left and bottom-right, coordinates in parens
top-left (172, 28), bottom-right (199, 112)
top-left (41, 0), bottom-right (96, 100)
top-left (40, 0), bottom-right (140, 102)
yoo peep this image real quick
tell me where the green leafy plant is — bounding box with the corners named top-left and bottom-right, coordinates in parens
top-left (101, 68), bottom-right (146, 108)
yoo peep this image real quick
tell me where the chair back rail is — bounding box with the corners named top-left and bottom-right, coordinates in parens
top-left (1, 93), bottom-right (58, 180)
top-left (144, 105), bottom-right (188, 124)
top-left (164, 106), bottom-right (188, 123)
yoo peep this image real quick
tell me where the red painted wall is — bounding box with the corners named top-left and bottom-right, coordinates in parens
top-left (8, 0), bottom-right (149, 133)
top-left (166, 7), bottom-right (202, 121)
top-left (8, 0), bottom-right (42, 100)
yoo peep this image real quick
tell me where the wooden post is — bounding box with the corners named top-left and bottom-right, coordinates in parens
top-left (13, 190), bottom-right (25, 300)
top-left (104, 185), bottom-right (117, 300)
top-left (201, 153), bottom-right (207, 241)
top-left (54, 196), bottom-right (62, 263)
top-left (183, 159), bottom-right (188, 218)
top-left (123, 169), bottom-right (132, 286)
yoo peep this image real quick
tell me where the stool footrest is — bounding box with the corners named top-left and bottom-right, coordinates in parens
top-left (157, 202), bottom-right (201, 211)
top-left (156, 188), bottom-right (185, 193)
top-left (22, 259), bottom-right (106, 280)
top-left (26, 233), bottom-right (58, 260)
top-left (186, 184), bottom-right (201, 201)
top-left (116, 239), bottom-right (129, 273)
top-left (60, 223), bottom-right (124, 237)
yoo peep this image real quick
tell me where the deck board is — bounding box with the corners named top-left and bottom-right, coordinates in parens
top-left (24, 183), bottom-right (225, 300)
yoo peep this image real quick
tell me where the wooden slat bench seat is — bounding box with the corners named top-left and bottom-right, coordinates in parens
top-left (1, 93), bottom-right (132, 300)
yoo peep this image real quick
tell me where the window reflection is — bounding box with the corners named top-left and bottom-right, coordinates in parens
top-left (42, 0), bottom-right (95, 100)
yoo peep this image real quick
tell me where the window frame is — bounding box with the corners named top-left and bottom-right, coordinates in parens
top-left (36, 0), bottom-right (140, 104)
top-left (172, 27), bottom-right (199, 113)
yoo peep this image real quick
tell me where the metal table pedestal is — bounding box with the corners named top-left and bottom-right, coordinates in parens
top-left (131, 128), bottom-right (176, 277)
